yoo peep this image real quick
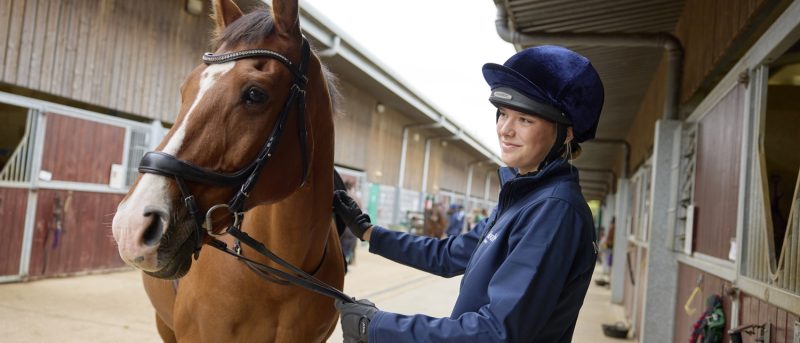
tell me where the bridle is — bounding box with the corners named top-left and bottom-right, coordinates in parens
top-left (137, 38), bottom-right (353, 303)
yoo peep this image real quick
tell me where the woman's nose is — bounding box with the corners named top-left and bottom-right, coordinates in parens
top-left (497, 118), bottom-right (514, 136)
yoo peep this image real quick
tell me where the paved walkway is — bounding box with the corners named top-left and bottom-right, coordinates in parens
top-left (0, 243), bottom-right (631, 342)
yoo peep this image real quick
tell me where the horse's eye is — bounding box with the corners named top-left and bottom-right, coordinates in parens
top-left (243, 87), bottom-right (267, 104)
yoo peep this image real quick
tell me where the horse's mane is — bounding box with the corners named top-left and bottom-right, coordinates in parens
top-left (211, 7), bottom-right (341, 116)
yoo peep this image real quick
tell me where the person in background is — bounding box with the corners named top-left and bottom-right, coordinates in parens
top-left (423, 203), bottom-right (447, 238)
top-left (600, 216), bottom-right (615, 275)
top-left (445, 204), bottom-right (466, 237)
top-left (333, 45), bottom-right (604, 342)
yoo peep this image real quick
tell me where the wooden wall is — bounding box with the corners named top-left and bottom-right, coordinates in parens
top-left (694, 85), bottom-right (743, 259)
top-left (401, 127), bottom-right (426, 191)
top-left (366, 105), bottom-right (413, 185)
top-left (625, 0), bottom-right (777, 174)
top-left (40, 113), bottom-right (125, 184)
top-left (0, 0), bottom-right (210, 122)
top-left (0, 187), bottom-right (27, 276)
top-left (436, 141), bottom-right (472, 194)
top-left (677, 274), bottom-right (800, 343)
top-left (739, 293), bottom-right (800, 343)
top-left (28, 189), bottom-right (126, 277)
top-left (334, 80), bottom-right (374, 171)
top-left (331, 80), bottom-right (479, 197)
top-left (675, 0), bottom-right (775, 104)
top-left (674, 263), bottom-right (734, 343)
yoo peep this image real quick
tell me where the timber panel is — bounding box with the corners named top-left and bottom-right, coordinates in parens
top-left (674, 263), bottom-right (733, 342)
top-left (402, 127), bottom-right (426, 191)
top-left (626, 0), bottom-right (778, 173)
top-left (0, 0), bottom-right (210, 122)
top-left (0, 187), bottom-right (27, 276)
top-left (333, 80), bottom-right (373, 171)
top-left (27, 189), bottom-right (126, 277)
top-left (674, 0), bottom-right (772, 103)
top-left (739, 293), bottom-right (799, 343)
top-left (694, 85), bottom-right (743, 259)
top-left (366, 105), bottom-right (413, 185)
top-left (39, 113), bottom-right (125, 184)
top-left (437, 142), bottom-right (472, 194)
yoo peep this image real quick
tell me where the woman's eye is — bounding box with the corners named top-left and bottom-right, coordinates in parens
top-left (243, 87), bottom-right (267, 104)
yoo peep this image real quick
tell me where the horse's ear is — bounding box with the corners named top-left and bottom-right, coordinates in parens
top-left (271, 0), bottom-right (300, 38)
top-left (212, 0), bottom-right (243, 32)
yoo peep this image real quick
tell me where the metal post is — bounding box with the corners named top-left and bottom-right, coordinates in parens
top-left (394, 123), bottom-right (441, 225)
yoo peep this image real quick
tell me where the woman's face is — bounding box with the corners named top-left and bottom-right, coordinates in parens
top-left (496, 107), bottom-right (557, 174)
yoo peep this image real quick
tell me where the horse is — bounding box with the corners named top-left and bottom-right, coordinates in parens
top-left (110, 0), bottom-right (345, 341)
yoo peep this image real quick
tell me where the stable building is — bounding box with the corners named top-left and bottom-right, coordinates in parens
top-left (0, 0), bottom-right (500, 282)
top-left (492, 0), bottom-right (800, 341)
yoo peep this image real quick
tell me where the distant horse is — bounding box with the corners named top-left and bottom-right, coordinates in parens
top-left (111, 0), bottom-right (344, 341)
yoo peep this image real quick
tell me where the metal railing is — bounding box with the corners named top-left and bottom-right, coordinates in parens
top-left (0, 110), bottom-right (37, 183)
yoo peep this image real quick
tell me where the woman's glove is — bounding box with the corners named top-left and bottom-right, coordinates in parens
top-left (332, 190), bottom-right (373, 240)
top-left (335, 298), bottom-right (379, 343)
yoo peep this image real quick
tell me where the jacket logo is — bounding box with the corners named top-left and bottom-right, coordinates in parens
top-left (483, 231), bottom-right (498, 244)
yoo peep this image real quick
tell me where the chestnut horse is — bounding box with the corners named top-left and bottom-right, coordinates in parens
top-left (111, 0), bottom-right (345, 341)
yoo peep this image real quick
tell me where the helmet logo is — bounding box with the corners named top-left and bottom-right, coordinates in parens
top-left (492, 91), bottom-right (513, 100)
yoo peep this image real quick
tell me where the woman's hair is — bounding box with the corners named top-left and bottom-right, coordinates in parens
top-left (558, 141), bottom-right (582, 160)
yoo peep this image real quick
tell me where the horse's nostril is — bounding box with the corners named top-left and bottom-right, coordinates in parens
top-left (142, 209), bottom-right (165, 247)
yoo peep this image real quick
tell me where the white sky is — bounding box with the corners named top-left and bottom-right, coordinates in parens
top-left (302, 0), bottom-right (516, 155)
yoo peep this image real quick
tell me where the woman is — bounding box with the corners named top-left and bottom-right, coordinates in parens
top-left (333, 45), bottom-right (604, 342)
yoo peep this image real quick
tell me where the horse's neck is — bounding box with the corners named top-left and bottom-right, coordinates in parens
top-left (245, 89), bottom-right (334, 272)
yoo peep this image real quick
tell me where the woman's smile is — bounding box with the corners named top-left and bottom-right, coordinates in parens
top-left (500, 140), bottom-right (521, 152)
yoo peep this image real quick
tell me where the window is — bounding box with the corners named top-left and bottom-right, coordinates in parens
top-left (125, 128), bottom-right (151, 187)
top-left (677, 124), bottom-right (697, 254)
top-left (0, 106), bottom-right (35, 183)
top-left (743, 38), bottom-right (800, 293)
top-left (761, 39), bottom-right (800, 271)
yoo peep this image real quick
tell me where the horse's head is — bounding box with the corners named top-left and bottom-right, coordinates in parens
top-left (112, 0), bottom-right (330, 279)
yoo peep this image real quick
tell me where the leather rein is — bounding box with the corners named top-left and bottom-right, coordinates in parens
top-left (137, 38), bottom-right (353, 304)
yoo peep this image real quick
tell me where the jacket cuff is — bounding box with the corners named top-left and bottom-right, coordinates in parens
top-left (368, 310), bottom-right (388, 342)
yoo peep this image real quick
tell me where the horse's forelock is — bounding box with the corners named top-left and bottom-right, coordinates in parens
top-left (210, 6), bottom-right (341, 117)
top-left (212, 7), bottom-right (274, 49)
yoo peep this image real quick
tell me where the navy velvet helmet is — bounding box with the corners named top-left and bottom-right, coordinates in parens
top-left (482, 45), bottom-right (604, 143)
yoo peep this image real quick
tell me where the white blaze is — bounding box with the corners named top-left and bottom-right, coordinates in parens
top-left (113, 62), bottom-right (236, 235)
top-left (163, 62), bottom-right (236, 155)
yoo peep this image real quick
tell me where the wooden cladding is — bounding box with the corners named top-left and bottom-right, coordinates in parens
top-left (0, 0), bottom-right (210, 122)
top-left (28, 189), bottom-right (126, 278)
top-left (674, 263), bottom-right (733, 343)
top-left (40, 113), bottom-right (125, 184)
top-left (693, 85), bottom-right (743, 259)
top-left (0, 187), bottom-right (28, 276)
top-left (625, 0), bottom-right (777, 171)
top-left (674, 0), bottom-right (772, 103)
top-left (740, 293), bottom-right (800, 343)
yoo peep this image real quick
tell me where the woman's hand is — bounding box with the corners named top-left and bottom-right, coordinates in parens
top-left (332, 190), bottom-right (374, 240)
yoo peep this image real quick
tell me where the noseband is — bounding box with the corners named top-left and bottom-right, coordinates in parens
top-left (138, 39), bottom-right (311, 246)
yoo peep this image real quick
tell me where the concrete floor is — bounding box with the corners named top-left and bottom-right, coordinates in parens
top-left (0, 243), bottom-right (631, 342)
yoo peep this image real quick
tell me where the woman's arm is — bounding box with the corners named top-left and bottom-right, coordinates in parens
top-left (367, 211), bottom-right (494, 277)
top-left (368, 199), bottom-right (596, 342)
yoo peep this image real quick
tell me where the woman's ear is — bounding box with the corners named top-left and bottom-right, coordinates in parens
top-left (565, 127), bottom-right (574, 144)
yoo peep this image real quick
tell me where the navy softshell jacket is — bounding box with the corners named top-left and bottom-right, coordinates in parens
top-left (366, 159), bottom-right (597, 342)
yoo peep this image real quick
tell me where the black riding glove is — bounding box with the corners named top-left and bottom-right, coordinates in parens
top-left (336, 298), bottom-right (379, 343)
top-left (332, 190), bottom-right (372, 240)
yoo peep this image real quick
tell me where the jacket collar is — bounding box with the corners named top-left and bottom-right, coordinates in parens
top-left (498, 158), bottom-right (575, 187)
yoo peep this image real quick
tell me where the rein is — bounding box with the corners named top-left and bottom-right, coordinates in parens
top-left (137, 38), bottom-right (354, 304)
